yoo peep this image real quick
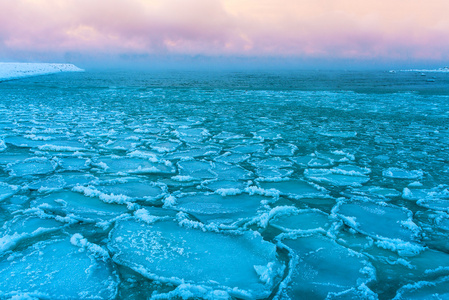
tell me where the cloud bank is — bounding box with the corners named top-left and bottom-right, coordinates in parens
top-left (1, 0), bottom-right (448, 66)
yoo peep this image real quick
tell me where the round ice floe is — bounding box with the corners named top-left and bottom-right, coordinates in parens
top-left (267, 143), bottom-right (297, 156)
top-left (211, 162), bottom-right (253, 180)
top-left (4, 136), bottom-right (47, 148)
top-left (254, 179), bottom-right (327, 200)
top-left (0, 214), bottom-right (65, 252)
top-left (417, 199), bottom-right (449, 213)
top-left (255, 168), bottom-right (293, 180)
top-left (0, 139), bottom-right (6, 152)
top-left (174, 127), bottom-right (210, 143)
top-left (59, 172), bottom-right (97, 187)
top-left (334, 201), bottom-right (421, 244)
top-left (278, 234), bottom-right (376, 299)
top-left (345, 186), bottom-right (401, 201)
top-left (201, 180), bottom-right (248, 192)
top-left (214, 152), bottom-right (250, 164)
top-left (37, 140), bottom-right (87, 152)
top-left (149, 140), bottom-right (182, 153)
top-left (165, 146), bottom-right (221, 160)
top-left (108, 219), bottom-right (284, 299)
top-left (166, 192), bottom-right (270, 226)
top-left (213, 131), bottom-right (245, 141)
top-left (403, 185), bottom-right (449, 202)
top-left (290, 155), bottom-right (316, 167)
top-left (58, 157), bottom-right (90, 170)
top-left (250, 157), bottom-right (293, 169)
top-left (26, 175), bottom-right (66, 192)
top-left (77, 181), bottom-right (166, 204)
top-left (0, 183), bottom-right (18, 201)
top-left (393, 276), bottom-right (449, 300)
top-left (0, 237), bottom-right (118, 299)
top-left (32, 191), bottom-right (129, 223)
top-left (383, 168), bottom-right (423, 179)
top-left (252, 130), bottom-right (281, 142)
top-left (307, 158), bottom-right (333, 167)
top-left (100, 138), bottom-right (141, 151)
top-left (305, 167), bottom-right (370, 187)
top-left (316, 151), bottom-right (355, 163)
top-left (7, 157), bottom-right (57, 177)
top-left (270, 208), bottom-right (331, 234)
top-left (318, 131), bottom-right (357, 138)
top-left (230, 144), bottom-right (265, 154)
top-left (94, 157), bottom-right (175, 175)
top-left (0, 153), bottom-right (32, 166)
top-left (177, 159), bottom-right (215, 179)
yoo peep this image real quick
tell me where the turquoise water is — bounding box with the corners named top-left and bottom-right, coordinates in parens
top-left (0, 70), bottom-right (448, 299)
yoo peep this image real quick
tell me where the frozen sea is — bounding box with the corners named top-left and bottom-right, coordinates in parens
top-left (0, 69), bottom-right (449, 299)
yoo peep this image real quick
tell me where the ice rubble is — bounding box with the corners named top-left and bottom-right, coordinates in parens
top-left (0, 62), bottom-right (84, 81)
top-left (109, 218), bottom-right (284, 299)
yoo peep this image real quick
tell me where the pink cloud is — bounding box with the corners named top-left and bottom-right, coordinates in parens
top-left (1, 0), bottom-right (449, 61)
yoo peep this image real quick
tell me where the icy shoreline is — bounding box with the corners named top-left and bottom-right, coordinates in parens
top-left (0, 62), bottom-right (84, 81)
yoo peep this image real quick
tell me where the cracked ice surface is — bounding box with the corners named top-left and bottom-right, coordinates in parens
top-left (0, 70), bottom-right (449, 299)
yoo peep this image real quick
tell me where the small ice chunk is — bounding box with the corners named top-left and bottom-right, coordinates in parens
top-left (383, 168), bottom-right (423, 179)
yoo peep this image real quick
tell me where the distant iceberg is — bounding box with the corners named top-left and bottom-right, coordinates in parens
top-left (0, 62), bottom-right (84, 81)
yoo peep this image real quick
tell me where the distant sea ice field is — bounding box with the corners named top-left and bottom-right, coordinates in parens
top-left (0, 63), bottom-right (449, 299)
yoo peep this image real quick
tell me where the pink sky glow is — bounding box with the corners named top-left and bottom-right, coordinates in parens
top-left (1, 0), bottom-right (449, 64)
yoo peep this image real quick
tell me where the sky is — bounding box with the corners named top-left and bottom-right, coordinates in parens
top-left (1, 0), bottom-right (449, 69)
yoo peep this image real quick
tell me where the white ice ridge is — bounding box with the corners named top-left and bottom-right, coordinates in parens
top-left (0, 62), bottom-right (84, 81)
